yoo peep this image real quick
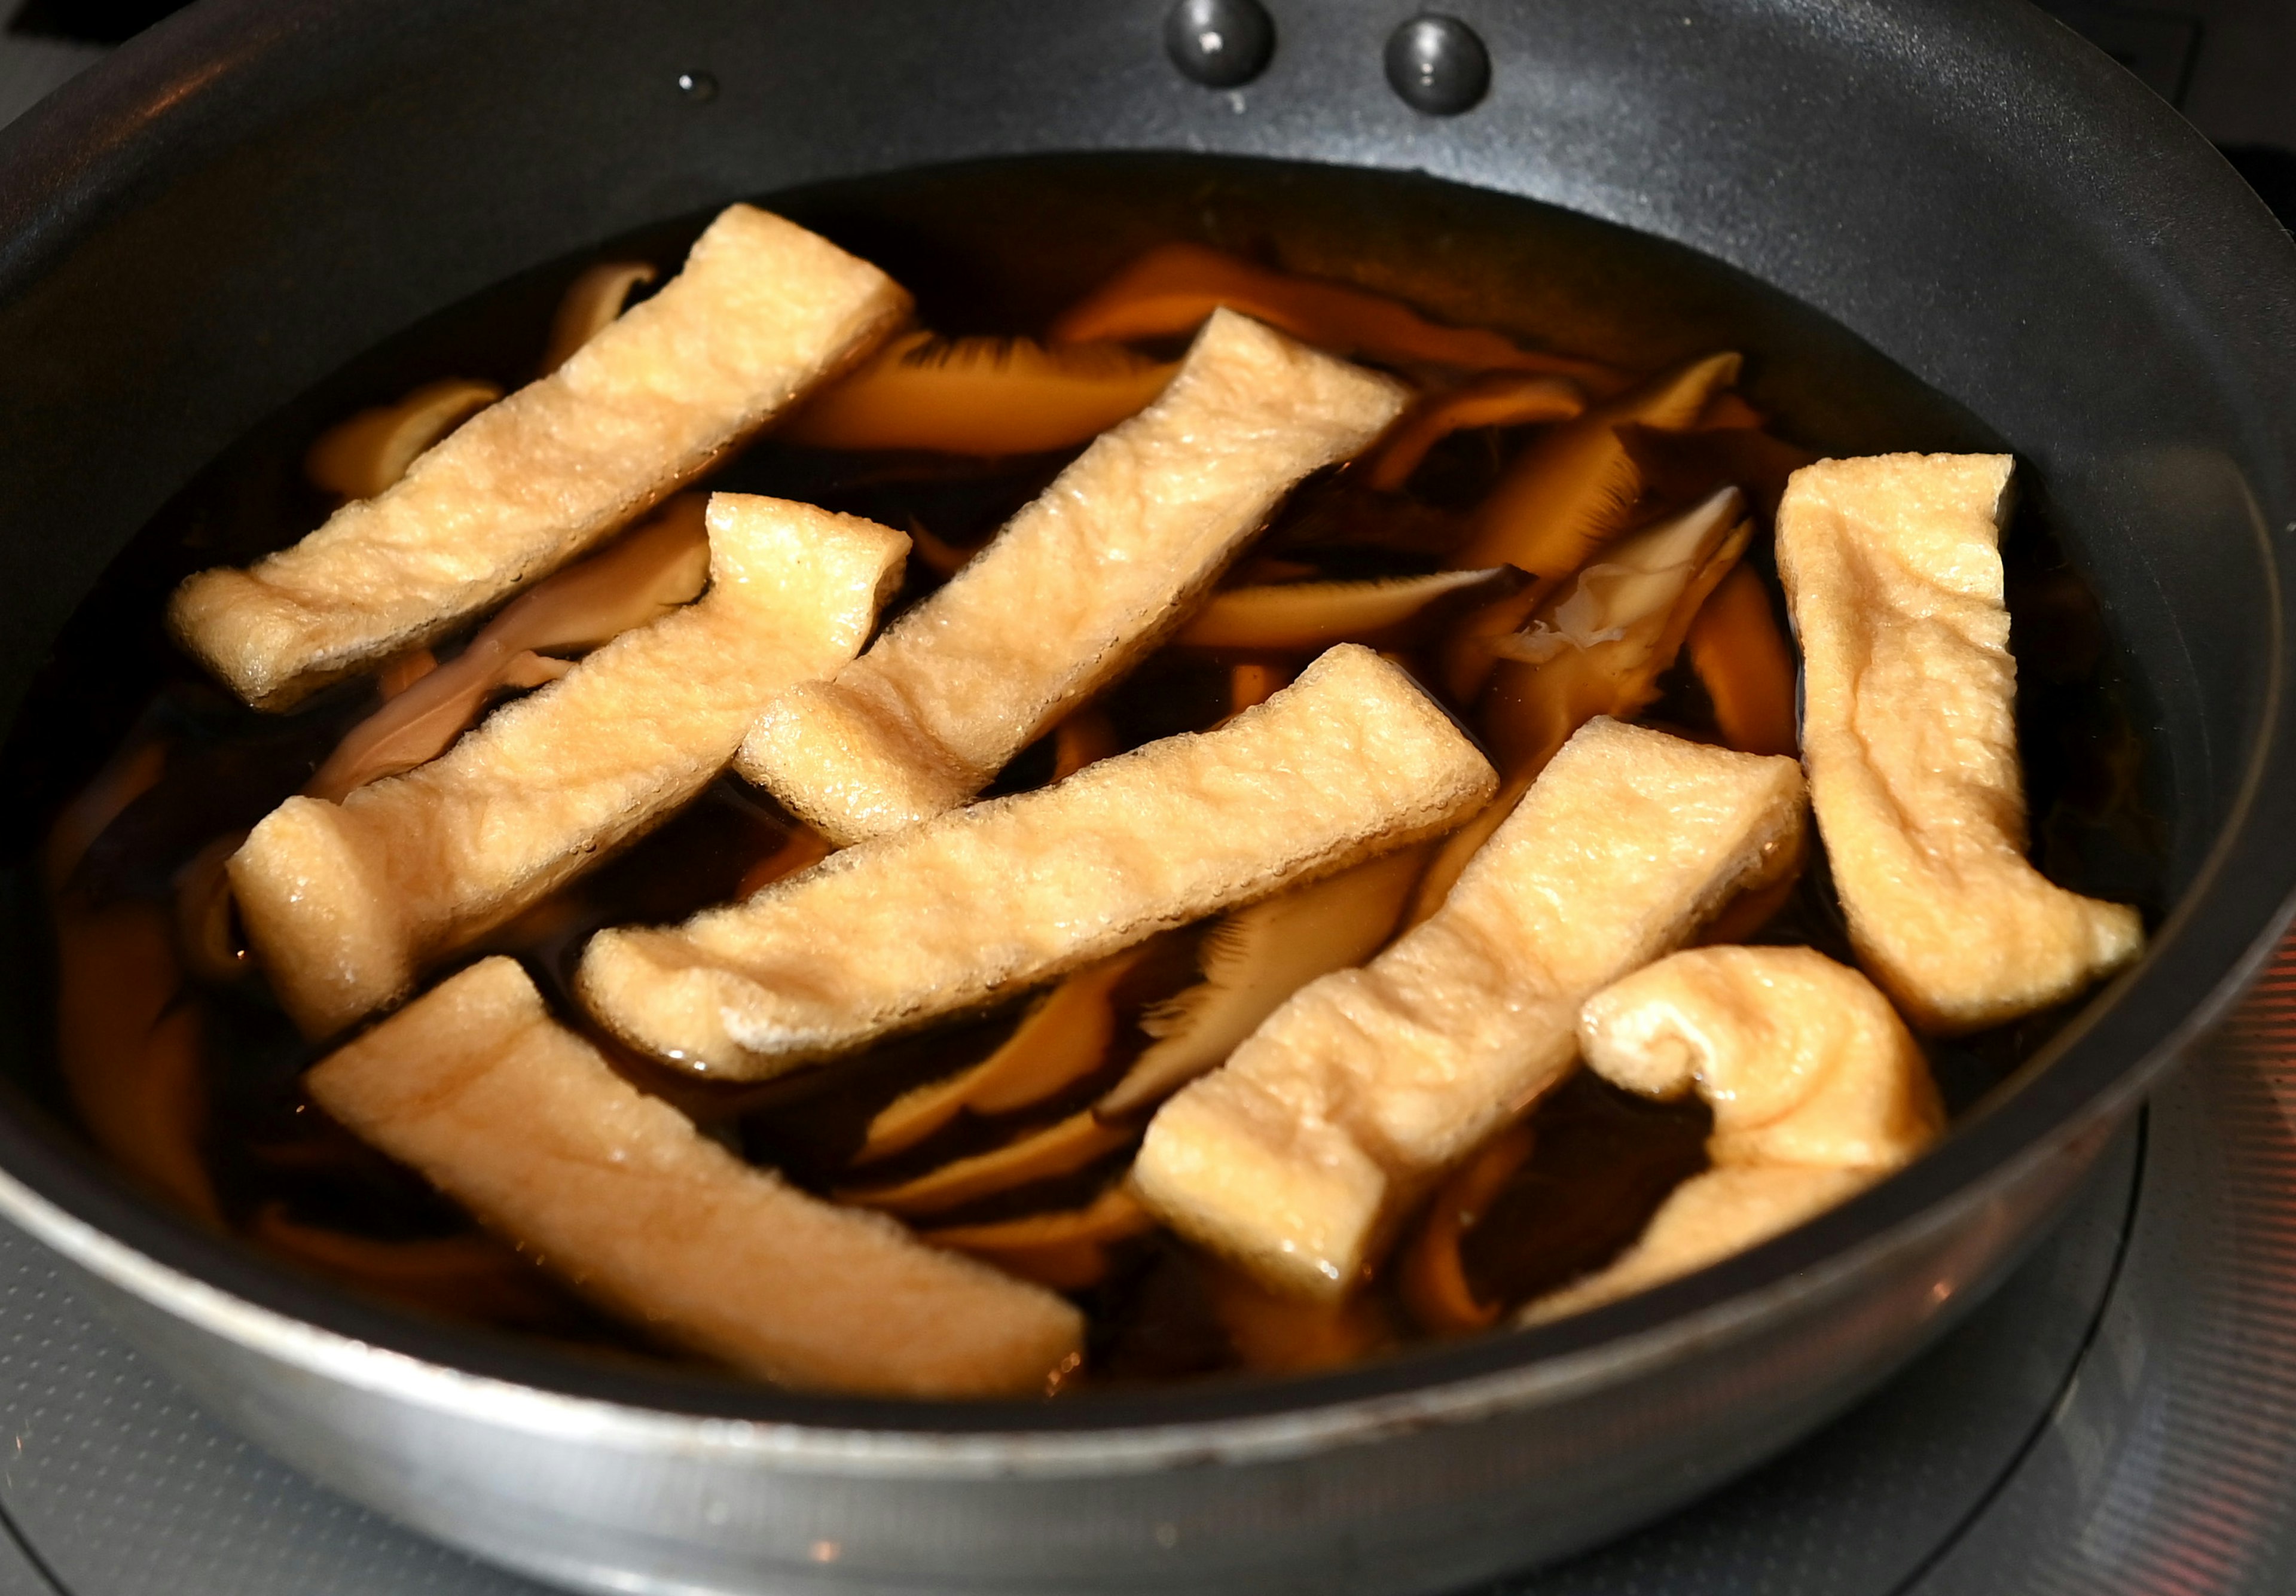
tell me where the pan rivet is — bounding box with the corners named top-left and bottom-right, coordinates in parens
top-left (1165, 0), bottom-right (1275, 89)
top-left (1384, 14), bottom-right (1488, 115)
top-left (676, 71), bottom-right (718, 102)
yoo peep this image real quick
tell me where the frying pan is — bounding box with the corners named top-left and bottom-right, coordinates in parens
top-left (0, 2), bottom-right (2290, 1592)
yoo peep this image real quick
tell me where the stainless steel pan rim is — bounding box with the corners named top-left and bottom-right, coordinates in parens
top-left (0, 0), bottom-right (2288, 1477)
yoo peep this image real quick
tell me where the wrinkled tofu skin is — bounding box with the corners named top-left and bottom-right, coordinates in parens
top-left (737, 310), bottom-right (1410, 844)
top-left (1578, 946), bottom-right (1943, 1171)
top-left (580, 645), bottom-right (1496, 1079)
top-left (1524, 946), bottom-right (1942, 1321)
top-left (1132, 718), bottom-right (1807, 1299)
top-left (307, 959), bottom-right (1083, 1397)
top-left (170, 206), bottom-right (910, 709)
top-left (1777, 453), bottom-right (2142, 1033)
top-left (231, 496), bottom-right (906, 1038)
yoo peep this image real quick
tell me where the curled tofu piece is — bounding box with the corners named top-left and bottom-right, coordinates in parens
top-left (231, 496), bottom-right (906, 1037)
top-left (1133, 719), bottom-right (1805, 1299)
top-left (1523, 947), bottom-right (1943, 1322)
top-left (170, 206), bottom-right (909, 709)
top-left (1778, 454), bottom-right (2143, 1033)
top-left (737, 310), bottom-right (1409, 844)
top-left (583, 645), bottom-right (1494, 1078)
top-left (306, 959), bottom-right (1082, 1396)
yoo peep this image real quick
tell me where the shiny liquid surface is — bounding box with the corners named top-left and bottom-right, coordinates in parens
top-left (5, 156), bottom-right (2164, 1388)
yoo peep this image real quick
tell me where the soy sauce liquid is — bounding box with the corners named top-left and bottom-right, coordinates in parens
top-left (5, 155), bottom-right (2166, 1386)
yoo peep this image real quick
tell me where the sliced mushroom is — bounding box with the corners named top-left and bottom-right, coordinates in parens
top-left (304, 379), bottom-right (503, 502)
top-left (1694, 390), bottom-right (1767, 432)
top-left (839, 1111), bottom-right (1135, 1219)
top-left (1367, 373), bottom-right (1585, 492)
top-left (170, 204), bottom-right (911, 710)
top-left (51, 897), bottom-right (219, 1224)
top-left (924, 1185), bottom-right (1152, 1249)
top-left (1397, 1122), bottom-right (1535, 1333)
top-left (376, 648), bottom-right (440, 700)
top-left (46, 749), bottom-right (218, 1222)
top-left (1051, 242), bottom-right (1620, 387)
top-left (304, 495), bottom-right (712, 802)
top-left (1479, 487), bottom-right (1751, 770)
top-left (1522, 946), bottom-right (1943, 1322)
top-left (737, 310), bottom-right (1409, 844)
top-left (174, 832), bottom-right (251, 984)
top-left (920, 1185), bottom-right (1155, 1291)
top-left (906, 518), bottom-right (980, 578)
top-left (539, 261), bottom-right (657, 376)
top-left (734, 824), bottom-right (834, 901)
top-left (1131, 718), bottom-right (1804, 1300)
top-left (1050, 706), bottom-right (1120, 781)
top-left (44, 737), bottom-right (164, 895)
top-left (1685, 563), bottom-right (1798, 758)
top-left (1619, 419), bottom-right (1816, 524)
top-left (1778, 453), bottom-right (2143, 1032)
top-left (780, 332), bottom-right (1178, 455)
top-left (306, 957), bottom-right (1083, 1397)
top-left (856, 952), bottom-right (1145, 1165)
top-left (1098, 845), bottom-right (1428, 1119)
top-left (250, 1204), bottom-right (573, 1326)
top-left (1438, 352), bottom-right (1743, 700)
top-left (1408, 487), bottom-right (1752, 926)
top-left (582, 645), bottom-right (1495, 1078)
top-left (1176, 566), bottom-right (1522, 652)
top-left (233, 496), bottom-right (906, 1038)
top-left (306, 654), bottom-right (570, 805)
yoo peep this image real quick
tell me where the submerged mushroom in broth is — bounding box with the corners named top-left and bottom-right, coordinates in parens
top-left (19, 157), bottom-right (2162, 1396)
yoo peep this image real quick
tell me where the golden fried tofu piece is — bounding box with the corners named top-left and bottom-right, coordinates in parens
top-left (1531, 1164), bottom-right (1873, 1321)
top-left (232, 496), bottom-right (906, 1038)
top-left (1132, 719), bottom-right (1805, 1299)
top-left (1578, 947), bottom-right (1943, 1171)
top-left (306, 959), bottom-right (1082, 1397)
top-left (1523, 946), bottom-right (1941, 1321)
top-left (170, 206), bottom-right (909, 709)
top-left (736, 310), bottom-right (1409, 844)
top-left (1776, 454), bottom-right (2143, 1033)
top-left (581, 644), bottom-right (1494, 1078)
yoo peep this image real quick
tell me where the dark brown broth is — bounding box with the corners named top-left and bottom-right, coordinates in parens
top-left (10, 156), bottom-right (2164, 1387)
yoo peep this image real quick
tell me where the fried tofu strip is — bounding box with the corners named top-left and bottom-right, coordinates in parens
top-left (170, 206), bottom-right (909, 709)
top-left (232, 496), bottom-right (906, 1037)
top-left (582, 645), bottom-right (1495, 1078)
top-left (1523, 947), bottom-right (1942, 1322)
top-left (306, 959), bottom-right (1082, 1397)
top-left (1776, 454), bottom-right (2143, 1033)
top-left (737, 310), bottom-right (1409, 844)
top-left (1132, 719), bottom-right (1806, 1299)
